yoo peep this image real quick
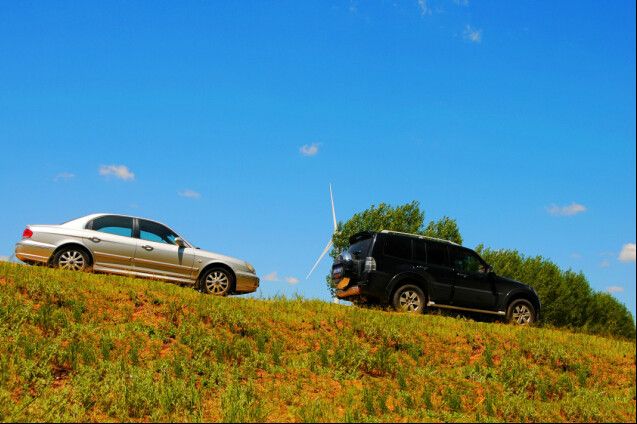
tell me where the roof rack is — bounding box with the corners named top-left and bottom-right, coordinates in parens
top-left (379, 230), bottom-right (460, 246)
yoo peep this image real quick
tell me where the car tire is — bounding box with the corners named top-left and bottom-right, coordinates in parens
top-left (506, 299), bottom-right (536, 325)
top-left (53, 247), bottom-right (90, 272)
top-left (392, 284), bottom-right (426, 314)
top-left (199, 267), bottom-right (233, 296)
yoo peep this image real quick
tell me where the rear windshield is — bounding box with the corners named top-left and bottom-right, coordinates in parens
top-left (348, 237), bottom-right (373, 258)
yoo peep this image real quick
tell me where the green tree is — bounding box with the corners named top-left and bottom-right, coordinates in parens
top-left (327, 201), bottom-right (462, 294)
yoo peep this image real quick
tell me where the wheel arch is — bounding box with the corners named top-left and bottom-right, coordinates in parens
top-left (386, 271), bottom-right (430, 303)
top-left (505, 289), bottom-right (541, 318)
top-left (49, 242), bottom-right (94, 267)
top-left (197, 262), bottom-right (237, 291)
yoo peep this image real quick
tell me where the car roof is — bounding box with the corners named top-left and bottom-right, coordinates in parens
top-left (348, 230), bottom-right (460, 246)
top-left (380, 230), bottom-right (460, 245)
top-left (62, 213), bottom-right (176, 230)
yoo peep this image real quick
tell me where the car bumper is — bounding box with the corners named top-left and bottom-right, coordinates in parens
top-left (336, 285), bottom-right (361, 299)
top-left (14, 240), bottom-right (56, 264)
top-left (235, 271), bottom-right (260, 293)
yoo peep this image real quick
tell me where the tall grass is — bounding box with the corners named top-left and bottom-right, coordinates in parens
top-left (0, 262), bottom-right (634, 422)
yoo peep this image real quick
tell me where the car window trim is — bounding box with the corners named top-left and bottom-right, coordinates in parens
top-left (87, 215), bottom-right (134, 238)
top-left (134, 218), bottom-right (192, 248)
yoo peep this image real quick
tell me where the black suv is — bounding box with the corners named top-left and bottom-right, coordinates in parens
top-left (331, 230), bottom-right (541, 324)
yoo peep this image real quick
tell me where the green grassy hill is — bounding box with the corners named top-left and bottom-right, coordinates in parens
top-left (0, 262), bottom-right (635, 422)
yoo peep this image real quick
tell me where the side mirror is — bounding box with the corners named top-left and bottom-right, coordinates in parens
top-left (175, 237), bottom-right (186, 247)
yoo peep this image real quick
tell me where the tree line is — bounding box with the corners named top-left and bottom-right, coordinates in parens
top-left (328, 201), bottom-right (635, 339)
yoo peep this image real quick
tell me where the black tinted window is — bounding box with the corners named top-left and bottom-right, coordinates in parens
top-left (449, 247), bottom-right (485, 274)
top-left (90, 215), bottom-right (133, 237)
top-left (426, 241), bottom-right (448, 267)
top-left (413, 239), bottom-right (427, 262)
top-left (139, 220), bottom-right (178, 245)
top-left (348, 237), bottom-right (373, 259)
top-left (384, 235), bottom-right (411, 259)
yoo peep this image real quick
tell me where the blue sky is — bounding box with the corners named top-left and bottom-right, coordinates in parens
top-left (1, 1), bottom-right (635, 315)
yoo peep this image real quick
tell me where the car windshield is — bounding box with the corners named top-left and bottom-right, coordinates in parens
top-left (348, 237), bottom-right (373, 258)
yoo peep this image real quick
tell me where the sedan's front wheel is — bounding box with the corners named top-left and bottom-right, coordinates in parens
top-left (200, 268), bottom-right (233, 296)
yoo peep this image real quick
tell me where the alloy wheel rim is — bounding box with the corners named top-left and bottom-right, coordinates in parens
top-left (205, 271), bottom-right (229, 294)
top-left (59, 250), bottom-right (85, 271)
top-left (512, 304), bottom-right (532, 325)
top-left (399, 290), bottom-right (421, 312)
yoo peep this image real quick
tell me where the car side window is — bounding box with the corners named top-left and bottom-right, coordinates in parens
top-left (449, 247), bottom-right (485, 274)
top-left (383, 235), bottom-right (411, 260)
top-left (426, 241), bottom-right (449, 267)
top-left (413, 239), bottom-right (427, 262)
top-left (139, 220), bottom-right (178, 245)
top-left (89, 216), bottom-right (133, 237)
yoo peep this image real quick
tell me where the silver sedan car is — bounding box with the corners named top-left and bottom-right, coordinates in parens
top-left (14, 213), bottom-right (259, 296)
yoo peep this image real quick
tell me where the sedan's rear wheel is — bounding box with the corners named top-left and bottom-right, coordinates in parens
top-left (200, 268), bottom-right (233, 296)
top-left (54, 248), bottom-right (89, 272)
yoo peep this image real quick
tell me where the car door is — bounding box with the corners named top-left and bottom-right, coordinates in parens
top-left (132, 219), bottom-right (195, 282)
top-left (84, 215), bottom-right (136, 273)
top-left (448, 246), bottom-right (497, 311)
top-left (417, 240), bottom-right (454, 304)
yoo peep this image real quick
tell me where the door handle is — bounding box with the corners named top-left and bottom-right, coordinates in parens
top-left (457, 272), bottom-right (468, 278)
top-left (142, 245), bottom-right (154, 251)
top-left (89, 237), bottom-right (101, 243)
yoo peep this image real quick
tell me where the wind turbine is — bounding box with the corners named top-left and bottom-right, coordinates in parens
top-left (306, 184), bottom-right (338, 280)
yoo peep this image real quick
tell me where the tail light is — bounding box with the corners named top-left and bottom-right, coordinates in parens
top-left (364, 256), bottom-right (376, 272)
top-left (22, 228), bottom-right (33, 239)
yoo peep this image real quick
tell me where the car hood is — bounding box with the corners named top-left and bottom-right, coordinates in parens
top-left (192, 247), bottom-right (246, 267)
top-left (495, 274), bottom-right (531, 290)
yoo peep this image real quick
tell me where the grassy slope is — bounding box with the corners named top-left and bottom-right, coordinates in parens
top-left (0, 262), bottom-right (635, 423)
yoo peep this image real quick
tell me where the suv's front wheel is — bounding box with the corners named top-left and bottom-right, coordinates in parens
top-left (506, 299), bottom-right (536, 325)
top-left (392, 284), bottom-right (426, 314)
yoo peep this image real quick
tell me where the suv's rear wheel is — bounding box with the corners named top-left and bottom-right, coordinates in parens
top-left (53, 247), bottom-right (89, 272)
top-left (392, 284), bottom-right (426, 314)
top-left (199, 268), bottom-right (233, 296)
top-left (506, 299), bottom-right (536, 325)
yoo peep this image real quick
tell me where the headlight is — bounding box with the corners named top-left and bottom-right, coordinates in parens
top-left (245, 262), bottom-right (256, 273)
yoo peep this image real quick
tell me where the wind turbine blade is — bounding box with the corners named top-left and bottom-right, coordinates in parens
top-left (306, 239), bottom-right (333, 279)
top-left (330, 183), bottom-right (337, 232)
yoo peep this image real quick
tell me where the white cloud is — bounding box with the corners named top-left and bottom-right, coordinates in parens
top-left (619, 243), bottom-right (636, 263)
top-left (606, 286), bottom-right (624, 294)
top-left (300, 143), bottom-right (320, 157)
top-left (285, 276), bottom-right (300, 284)
top-left (0, 256), bottom-right (9, 262)
top-left (600, 259), bottom-right (610, 268)
top-left (263, 272), bottom-right (280, 282)
top-left (417, 0), bottom-right (431, 16)
top-left (463, 25), bottom-right (482, 43)
top-left (178, 189), bottom-right (201, 199)
top-left (570, 252), bottom-right (582, 260)
top-left (54, 172), bottom-right (75, 182)
top-left (263, 272), bottom-right (299, 284)
top-left (99, 165), bottom-right (135, 181)
top-left (547, 202), bottom-right (587, 217)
